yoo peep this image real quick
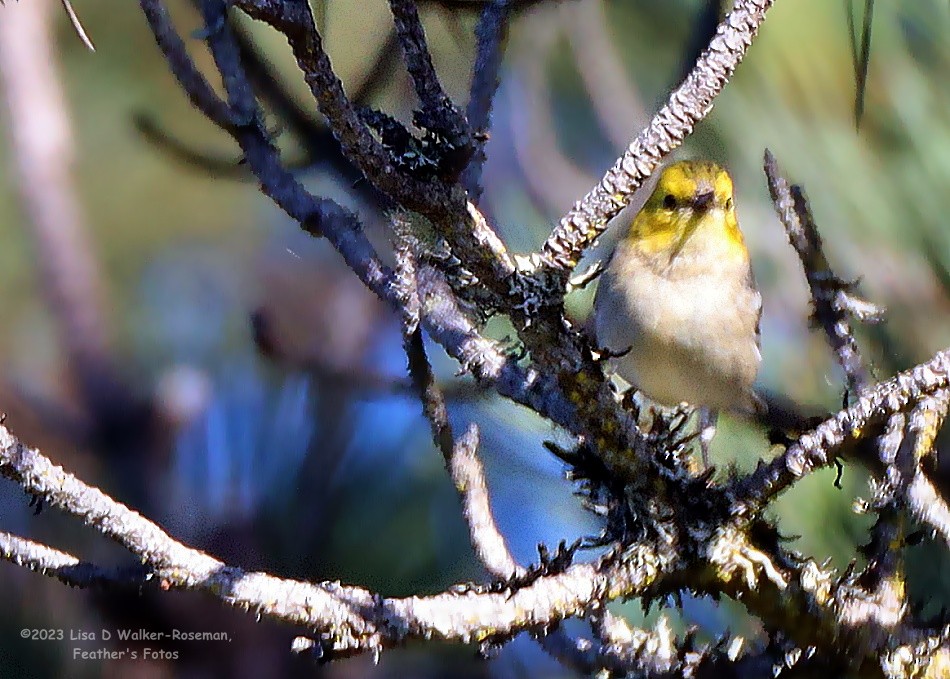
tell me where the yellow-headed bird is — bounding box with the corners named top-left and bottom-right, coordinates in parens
top-left (594, 160), bottom-right (762, 461)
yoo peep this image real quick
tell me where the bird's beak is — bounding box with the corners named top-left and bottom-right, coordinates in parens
top-left (692, 191), bottom-right (714, 210)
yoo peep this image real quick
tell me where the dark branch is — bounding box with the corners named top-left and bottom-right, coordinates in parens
top-left (388, 0), bottom-right (470, 139)
top-left (139, 0), bottom-right (235, 128)
top-left (460, 0), bottom-right (510, 200)
top-left (133, 113), bottom-right (252, 175)
top-left (764, 149), bottom-right (880, 395)
top-left (0, 532), bottom-right (151, 589)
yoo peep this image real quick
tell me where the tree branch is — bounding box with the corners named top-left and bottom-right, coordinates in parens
top-left (235, 0), bottom-right (518, 297)
top-left (125, 0), bottom-right (950, 673)
top-left (388, 0), bottom-right (471, 147)
top-left (734, 347), bottom-right (950, 513)
top-left (0, 532), bottom-right (151, 589)
top-left (763, 149), bottom-right (882, 395)
top-left (0, 420), bottom-right (668, 661)
top-left (139, 0), bottom-right (235, 128)
top-left (394, 213), bottom-right (524, 577)
top-left (139, 0), bottom-right (585, 459)
top-left (460, 0), bottom-right (510, 200)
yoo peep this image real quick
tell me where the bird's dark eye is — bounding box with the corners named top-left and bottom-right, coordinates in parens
top-left (662, 194), bottom-right (676, 209)
top-left (725, 197), bottom-right (734, 210)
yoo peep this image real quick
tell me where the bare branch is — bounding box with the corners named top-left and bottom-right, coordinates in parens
top-left (540, 0), bottom-right (775, 277)
top-left (60, 0), bottom-right (95, 51)
top-left (388, 0), bottom-right (471, 144)
top-left (392, 214), bottom-right (663, 672)
top-left (0, 420), bottom-right (668, 660)
top-left (229, 15), bottom-right (392, 202)
top-left (395, 212), bottom-right (524, 577)
top-left (0, 0), bottom-right (109, 362)
top-left (133, 112), bottom-right (251, 174)
top-left (460, 0), bottom-right (510, 200)
top-left (395, 220), bottom-right (457, 463)
top-left (450, 424), bottom-right (528, 578)
top-left (127, 0), bottom-right (950, 673)
top-left (232, 0), bottom-right (411, 196)
top-left (764, 149), bottom-right (880, 394)
top-left (734, 347), bottom-right (950, 513)
top-left (139, 0), bottom-right (577, 456)
top-left (235, 0), bottom-right (518, 295)
top-left (0, 0), bottom-right (141, 438)
top-left (229, 17), bottom-right (323, 143)
top-left (139, 0), bottom-right (235, 128)
top-left (0, 532), bottom-right (150, 589)
top-left (396, 224), bottom-right (655, 675)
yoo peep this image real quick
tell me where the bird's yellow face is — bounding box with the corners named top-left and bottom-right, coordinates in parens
top-left (625, 161), bottom-right (746, 262)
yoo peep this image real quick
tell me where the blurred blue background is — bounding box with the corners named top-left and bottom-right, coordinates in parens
top-left (0, 0), bottom-right (949, 676)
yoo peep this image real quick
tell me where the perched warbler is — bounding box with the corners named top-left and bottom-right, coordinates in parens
top-left (593, 160), bottom-right (762, 457)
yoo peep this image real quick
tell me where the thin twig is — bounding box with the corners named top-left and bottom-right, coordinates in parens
top-left (60, 0), bottom-right (95, 51)
top-left (393, 215), bottom-right (655, 670)
top-left (133, 113), bottom-right (252, 175)
top-left (139, 0), bottom-right (235, 128)
top-left (460, 0), bottom-right (510, 200)
top-left (847, 0), bottom-right (875, 126)
top-left (764, 149), bottom-right (879, 395)
top-left (395, 212), bottom-right (524, 577)
top-left (387, 0), bottom-right (470, 139)
top-left (0, 532), bottom-right (150, 589)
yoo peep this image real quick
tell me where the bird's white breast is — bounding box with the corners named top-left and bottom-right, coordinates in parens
top-left (594, 237), bottom-right (761, 412)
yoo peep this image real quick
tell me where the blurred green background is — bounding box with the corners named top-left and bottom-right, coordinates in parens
top-left (0, 0), bottom-right (948, 676)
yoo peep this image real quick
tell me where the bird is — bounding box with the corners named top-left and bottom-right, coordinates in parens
top-left (593, 160), bottom-right (763, 464)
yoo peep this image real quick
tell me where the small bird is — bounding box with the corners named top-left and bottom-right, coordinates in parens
top-left (593, 160), bottom-right (762, 463)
